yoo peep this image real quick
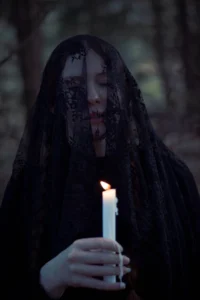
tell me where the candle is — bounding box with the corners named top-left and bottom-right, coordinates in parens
top-left (100, 181), bottom-right (118, 283)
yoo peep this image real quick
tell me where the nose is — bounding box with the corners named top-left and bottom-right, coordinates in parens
top-left (87, 81), bottom-right (100, 104)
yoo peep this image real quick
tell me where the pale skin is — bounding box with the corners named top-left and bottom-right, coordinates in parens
top-left (40, 238), bottom-right (131, 298)
top-left (62, 48), bottom-right (107, 157)
top-left (40, 50), bottom-right (131, 298)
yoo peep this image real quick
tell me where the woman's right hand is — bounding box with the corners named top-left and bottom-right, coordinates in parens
top-left (40, 237), bottom-right (131, 299)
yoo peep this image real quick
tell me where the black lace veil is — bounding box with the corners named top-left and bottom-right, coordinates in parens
top-left (1, 35), bottom-right (200, 300)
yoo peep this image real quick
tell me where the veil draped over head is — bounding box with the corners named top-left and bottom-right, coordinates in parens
top-left (1, 35), bottom-right (200, 300)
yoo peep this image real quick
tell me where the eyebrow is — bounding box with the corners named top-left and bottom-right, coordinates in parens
top-left (64, 76), bottom-right (83, 80)
top-left (64, 72), bottom-right (107, 80)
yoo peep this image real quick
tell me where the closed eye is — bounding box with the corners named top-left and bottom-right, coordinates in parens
top-left (64, 78), bottom-right (83, 88)
top-left (98, 82), bottom-right (108, 86)
top-left (98, 81), bottom-right (112, 88)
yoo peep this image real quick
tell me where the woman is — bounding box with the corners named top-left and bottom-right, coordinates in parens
top-left (0, 34), bottom-right (200, 300)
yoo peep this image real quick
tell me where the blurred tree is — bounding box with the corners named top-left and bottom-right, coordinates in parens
top-left (0, 0), bottom-right (199, 202)
top-left (0, 0), bottom-right (58, 115)
top-left (175, 0), bottom-right (200, 114)
top-left (150, 0), bottom-right (173, 109)
top-left (59, 0), bottom-right (133, 42)
top-left (193, 0), bottom-right (200, 22)
top-left (10, 0), bottom-right (43, 114)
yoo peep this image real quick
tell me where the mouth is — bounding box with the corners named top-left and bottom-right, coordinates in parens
top-left (89, 111), bottom-right (105, 124)
top-left (90, 110), bottom-right (104, 118)
top-left (90, 118), bottom-right (103, 125)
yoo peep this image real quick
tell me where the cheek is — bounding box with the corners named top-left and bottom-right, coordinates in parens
top-left (101, 97), bottom-right (107, 109)
top-left (99, 89), bottom-right (107, 108)
top-left (96, 84), bottom-right (107, 98)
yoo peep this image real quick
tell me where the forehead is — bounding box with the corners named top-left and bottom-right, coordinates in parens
top-left (62, 49), bottom-right (105, 78)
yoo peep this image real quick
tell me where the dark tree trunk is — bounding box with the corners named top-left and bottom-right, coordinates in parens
top-left (175, 0), bottom-right (200, 113)
top-left (150, 0), bottom-right (173, 109)
top-left (11, 0), bottom-right (43, 116)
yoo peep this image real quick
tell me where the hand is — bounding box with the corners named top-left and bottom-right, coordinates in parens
top-left (40, 237), bottom-right (131, 299)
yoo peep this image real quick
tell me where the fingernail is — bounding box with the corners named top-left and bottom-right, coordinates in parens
top-left (126, 268), bottom-right (131, 273)
top-left (124, 256), bottom-right (130, 263)
top-left (120, 282), bottom-right (126, 289)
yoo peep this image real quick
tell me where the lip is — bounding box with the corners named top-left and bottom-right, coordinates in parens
top-left (90, 117), bottom-right (103, 124)
top-left (89, 111), bottom-right (104, 118)
top-left (88, 110), bottom-right (105, 124)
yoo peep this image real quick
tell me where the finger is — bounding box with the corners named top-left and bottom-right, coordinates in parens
top-left (71, 264), bottom-right (131, 277)
top-left (74, 237), bottom-right (123, 252)
top-left (71, 275), bottom-right (126, 290)
top-left (74, 251), bottom-right (130, 265)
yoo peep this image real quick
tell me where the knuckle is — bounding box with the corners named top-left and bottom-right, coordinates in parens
top-left (98, 255), bottom-right (105, 264)
top-left (77, 278), bottom-right (85, 288)
top-left (67, 249), bottom-right (78, 263)
top-left (68, 263), bottom-right (76, 273)
top-left (71, 276), bottom-right (80, 288)
top-left (73, 239), bottom-right (81, 248)
top-left (112, 243), bottom-right (117, 252)
top-left (99, 238), bottom-right (105, 249)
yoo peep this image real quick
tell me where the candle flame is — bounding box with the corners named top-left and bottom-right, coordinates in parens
top-left (100, 181), bottom-right (111, 190)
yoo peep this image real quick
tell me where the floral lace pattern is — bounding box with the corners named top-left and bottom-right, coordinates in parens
top-left (2, 35), bottom-right (200, 299)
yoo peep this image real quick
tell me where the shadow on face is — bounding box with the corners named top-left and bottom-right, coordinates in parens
top-left (62, 49), bottom-right (108, 142)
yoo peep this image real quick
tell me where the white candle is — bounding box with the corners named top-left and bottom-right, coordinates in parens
top-left (100, 181), bottom-right (118, 283)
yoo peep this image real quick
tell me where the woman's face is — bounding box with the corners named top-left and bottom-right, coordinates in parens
top-left (62, 49), bottom-right (107, 141)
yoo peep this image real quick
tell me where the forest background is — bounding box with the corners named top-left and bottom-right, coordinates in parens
top-left (0, 0), bottom-right (200, 204)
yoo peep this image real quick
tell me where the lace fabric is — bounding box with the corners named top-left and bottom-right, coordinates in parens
top-left (1, 35), bottom-right (200, 300)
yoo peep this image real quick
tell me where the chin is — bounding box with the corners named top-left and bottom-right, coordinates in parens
top-left (93, 130), bottom-right (106, 141)
top-left (93, 132), bottom-right (106, 141)
top-left (92, 124), bottom-right (106, 141)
